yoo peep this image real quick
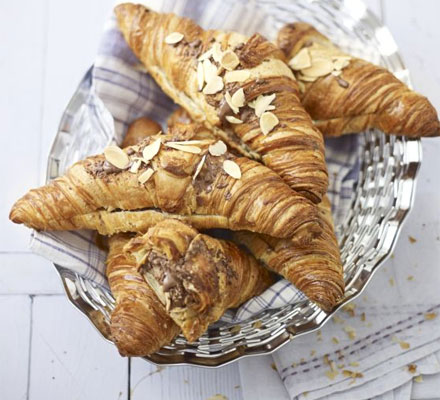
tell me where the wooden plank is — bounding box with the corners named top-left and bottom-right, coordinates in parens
top-left (28, 295), bottom-right (128, 399)
top-left (130, 358), bottom-right (243, 400)
top-left (0, 0), bottom-right (47, 253)
top-left (0, 295), bottom-right (31, 400)
top-left (0, 254), bottom-right (63, 295)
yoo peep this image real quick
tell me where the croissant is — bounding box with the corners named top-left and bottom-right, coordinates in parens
top-left (115, 3), bottom-right (328, 202)
top-left (122, 116), bottom-right (162, 147)
top-left (233, 196), bottom-right (344, 311)
top-left (277, 22), bottom-right (440, 137)
top-left (124, 219), bottom-right (274, 342)
top-left (10, 125), bottom-right (321, 242)
top-left (107, 233), bottom-right (179, 356)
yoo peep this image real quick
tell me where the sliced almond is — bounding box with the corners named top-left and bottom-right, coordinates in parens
top-left (288, 48), bottom-right (311, 70)
top-left (209, 140), bottom-right (227, 156)
top-left (142, 138), bottom-right (161, 161)
top-left (202, 59), bottom-right (218, 83)
top-left (138, 168), bottom-right (155, 184)
top-left (223, 159), bottom-right (241, 179)
top-left (224, 70), bottom-right (250, 83)
top-left (104, 146), bottom-right (130, 169)
top-left (220, 51), bottom-right (240, 71)
top-left (211, 42), bottom-right (223, 63)
top-left (302, 58), bottom-right (334, 77)
top-left (225, 92), bottom-right (239, 114)
top-left (197, 62), bottom-right (204, 91)
top-left (231, 88), bottom-right (245, 108)
top-left (260, 111), bottom-right (279, 135)
top-left (169, 140), bottom-right (206, 145)
top-left (297, 80), bottom-right (306, 93)
top-left (198, 48), bottom-right (213, 61)
top-left (255, 93), bottom-right (276, 117)
top-left (331, 70), bottom-right (342, 77)
top-left (333, 57), bottom-right (350, 71)
top-left (298, 73), bottom-right (318, 82)
top-left (164, 32), bottom-right (184, 45)
top-left (129, 159), bottom-right (142, 173)
top-left (165, 142), bottom-right (202, 154)
top-left (203, 75), bottom-right (224, 95)
top-left (225, 115), bottom-right (243, 124)
top-left (193, 154), bottom-right (206, 181)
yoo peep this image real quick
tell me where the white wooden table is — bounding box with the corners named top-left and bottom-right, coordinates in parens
top-left (1, 1), bottom-right (439, 399)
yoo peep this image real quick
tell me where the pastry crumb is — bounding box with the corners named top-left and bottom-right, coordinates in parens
top-left (407, 364), bottom-right (417, 374)
top-left (360, 312), bottom-right (366, 322)
top-left (206, 395), bottom-right (228, 400)
top-left (389, 278), bottom-right (395, 286)
top-left (342, 303), bottom-right (356, 317)
top-left (424, 312), bottom-right (437, 320)
top-left (343, 325), bottom-right (356, 340)
top-left (332, 337), bottom-right (339, 344)
top-left (270, 362), bottom-right (278, 371)
top-left (407, 275), bottom-right (414, 281)
top-left (400, 341), bottom-right (410, 350)
top-left (408, 235), bottom-right (417, 244)
top-left (414, 375), bottom-right (424, 383)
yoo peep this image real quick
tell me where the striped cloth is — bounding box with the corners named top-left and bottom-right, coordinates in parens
top-left (30, 1), bottom-right (359, 323)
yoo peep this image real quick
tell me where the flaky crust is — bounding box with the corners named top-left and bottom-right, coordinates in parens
top-left (115, 3), bottom-right (328, 202)
top-left (107, 234), bottom-right (179, 356)
top-left (277, 22), bottom-right (440, 137)
top-left (233, 196), bottom-right (344, 311)
top-left (124, 219), bottom-right (273, 342)
top-left (10, 125), bottom-right (321, 241)
top-left (122, 116), bottom-right (162, 147)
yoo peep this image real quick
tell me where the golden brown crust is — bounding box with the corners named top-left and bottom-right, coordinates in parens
top-left (114, 4), bottom-right (328, 202)
top-left (233, 196), bottom-right (344, 311)
top-left (107, 234), bottom-right (179, 356)
top-left (277, 22), bottom-right (440, 137)
top-left (122, 116), bottom-right (162, 147)
top-left (10, 125), bottom-right (321, 241)
top-left (124, 219), bottom-right (273, 341)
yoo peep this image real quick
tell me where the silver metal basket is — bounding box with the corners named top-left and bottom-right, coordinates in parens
top-left (47, 0), bottom-right (421, 367)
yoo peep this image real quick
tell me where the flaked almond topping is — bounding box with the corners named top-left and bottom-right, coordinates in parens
top-left (164, 32), bottom-right (184, 45)
top-left (165, 142), bottom-right (202, 154)
top-left (289, 48), bottom-right (312, 70)
top-left (212, 42), bottom-right (223, 63)
top-left (198, 48), bottom-right (213, 61)
top-left (225, 91), bottom-right (239, 114)
top-left (197, 62), bottom-right (204, 91)
top-left (298, 73), bottom-right (318, 82)
top-left (260, 111), bottom-right (279, 135)
top-left (225, 115), bottom-right (243, 124)
top-left (193, 154), bottom-right (206, 181)
top-left (223, 159), bottom-right (241, 179)
top-left (202, 59), bottom-right (218, 83)
top-left (302, 58), bottom-right (334, 77)
top-left (333, 57), bottom-right (350, 71)
top-left (104, 146), bottom-right (130, 169)
top-left (297, 80), bottom-right (306, 93)
top-left (255, 93), bottom-right (276, 117)
top-left (142, 138), bottom-right (161, 161)
top-left (220, 51), bottom-right (240, 71)
top-left (138, 168), bottom-right (155, 184)
top-left (203, 75), bottom-right (224, 95)
top-left (331, 70), bottom-right (342, 77)
top-left (209, 140), bottom-right (227, 156)
top-left (231, 88), bottom-right (245, 108)
top-left (129, 159), bottom-right (142, 173)
top-left (170, 140), bottom-right (206, 145)
top-left (224, 69), bottom-right (250, 83)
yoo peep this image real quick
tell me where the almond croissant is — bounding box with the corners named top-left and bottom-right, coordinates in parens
top-left (277, 22), bottom-right (440, 137)
top-left (10, 125), bottom-right (321, 241)
top-left (124, 219), bottom-right (274, 342)
top-left (107, 233), bottom-right (179, 356)
top-left (114, 3), bottom-right (328, 202)
top-left (233, 196), bottom-right (344, 311)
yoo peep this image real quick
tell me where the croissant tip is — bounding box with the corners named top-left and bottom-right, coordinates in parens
top-left (9, 206), bottom-right (23, 225)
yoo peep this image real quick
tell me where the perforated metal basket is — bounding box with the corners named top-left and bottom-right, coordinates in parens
top-left (47, 0), bottom-right (422, 367)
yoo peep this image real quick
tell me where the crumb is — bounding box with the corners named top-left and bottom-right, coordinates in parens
top-left (230, 325), bottom-right (241, 334)
top-left (291, 362), bottom-right (297, 368)
top-left (332, 315), bottom-right (344, 324)
top-left (337, 363), bottom-right (345, 369)
top-left (303, 392), bottom-right (308, 397)
top-left (325, 370), bottom-right (339, 380)
top-left (316, 330), bottom-right (323, 341)
top-left (323, 355), bottom-right (330, 365)
top-left (300, 358), bottom-right (305, 363)
top-left (310, 350), bottom-right (316, 356)
top-left (414, 375), bottom-right (423, 383)
top-left (342, 303), bottom-right (356, 317)
top-left (360, 312), bottom-right (366, 322)
top-left (408, 236), bottom-right (417, 244)
top-left (389, 278), bottom-right (395, 286)
top-left (407, 275), bottom-right (414, 281)
top-left (344, 326), bottom-right (356, 340)
top-left (390, 254), bottom-right (395, 259)
top-left (425, 312), bottom-right (437, 320)
top-left (349, 361), bottom-right (359, 367)
top-left (400, 341), bottom-right (410, 350)
top-left (366, 322), bottom-right (373, 327)
top-left (407, 364), bottom-right (417, 374)
top-left (342, 370), bottom-right (363, 379)
top-left (270, 362), bottom-right (278, 372)
top-left (332, 337), bottom-right (339, 344)
top-left (206, 395), bottom-right (228, 400)
top-left (253, 320), bottom-right (262, 329)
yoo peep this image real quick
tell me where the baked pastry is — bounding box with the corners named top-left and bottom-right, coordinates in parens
top-left (122, 116), bottom-right (162, 147)
top-left (107, 233), bottom-right (179, 356)
top-left (277, 22), bottom-right (440, 137)
top-left (114, 3), bottom-right (328, 202)
top-left (124, 219), bottom-right (274, 341)
top-left (233, 196), bottom-right (344, 311)
top-left (167, 107), bottom-right (194, 127)
top-left (10, 125), bottom-right (321, 241)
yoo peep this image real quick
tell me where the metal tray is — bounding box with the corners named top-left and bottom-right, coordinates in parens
top-left (47, 0), bottom-right (422, 367)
